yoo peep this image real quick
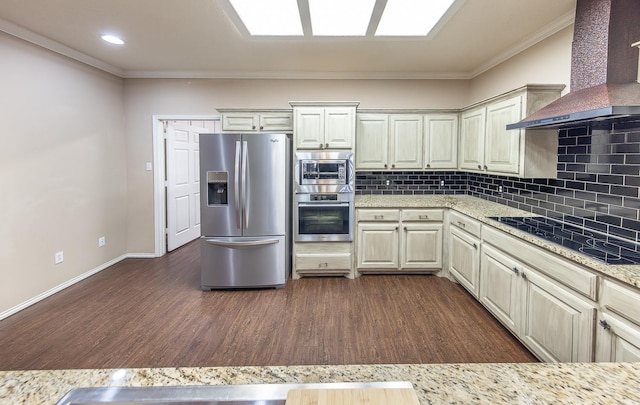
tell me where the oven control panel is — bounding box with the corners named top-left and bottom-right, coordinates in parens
top-left (310, 193), bottom-right (338, 201)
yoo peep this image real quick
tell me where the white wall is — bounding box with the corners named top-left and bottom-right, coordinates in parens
top-left (0, 32), bottom-right (127, 315)
top-left (468, 26), bottom-right (573, 104)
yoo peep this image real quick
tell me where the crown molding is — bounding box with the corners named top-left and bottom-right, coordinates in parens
top-left (469, 10), bottom-right (575, 78)
top-left (0, 17), bottom-right (125, 77)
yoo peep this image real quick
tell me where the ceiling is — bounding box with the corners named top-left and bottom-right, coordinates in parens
top-left (0, 0), bottom-right (576, 79)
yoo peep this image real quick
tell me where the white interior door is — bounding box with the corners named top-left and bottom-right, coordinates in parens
top-left (165, 121), bottom-right (215, 251)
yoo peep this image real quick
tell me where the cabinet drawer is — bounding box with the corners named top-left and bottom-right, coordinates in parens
top-left (401, 209), bottom-right (443, 222)
top-left (357, 209), bottom-right (400, 222)
top-left (483, 226), bottom-right (598, 300)
top-left (600, 279), bottom-right (640, 326)
top-left (450, 211), bottom-right (481, 237)
top-left (295, 253), bottom-right (352, 271)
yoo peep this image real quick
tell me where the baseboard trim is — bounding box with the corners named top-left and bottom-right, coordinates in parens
top-left (0, 253), bottom-right (134, 321)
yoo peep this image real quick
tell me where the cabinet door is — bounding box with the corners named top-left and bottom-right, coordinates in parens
top-left (357, 223), bottom-right (399, 270)
top-left (521, 269), bottom-right (596, 362)
top-left (295, 108), bottom-right (325, 149)
top-left (485, 96), bottom-right (522, 175)
top-left (479, 245), bottom-right (521, 333)
top-left (596, 312), bottom-right (640, 362)
top-left (356, 114), bottom-right (389, 169)
top-left (425, 114), bottom-right (458, 169)
top-left (259, 113), bottom-right (293, 132)
top-left (449, 227), bottom-right (480, 297)
top-left (325, 107), bottom-right (355, 149)
top-left (400, 223), bottom-right (442, 270)
top-left (390, 115), bottom-right (423, 169)
top-left (459, 107), bottom-right (486, 171)
top-left (221, 113), bottom-right (258, 131)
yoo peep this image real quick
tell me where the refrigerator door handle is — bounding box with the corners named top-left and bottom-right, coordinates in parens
top-left (242, 140), bottom-right (248, 229)
top-left (234, 141), bottom-right (241, 229)
top-left (204, 238), bottom-right (279, 248)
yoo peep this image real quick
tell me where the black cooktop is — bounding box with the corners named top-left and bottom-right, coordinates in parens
top-left (489, 216), bottom-right (640, 265)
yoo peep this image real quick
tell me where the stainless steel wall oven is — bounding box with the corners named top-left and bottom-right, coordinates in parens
top-left (294, 193), bottom-right (354, 242)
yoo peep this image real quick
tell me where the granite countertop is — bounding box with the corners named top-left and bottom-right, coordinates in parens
top-left (355, 194), bottom-right (640, 288)
top-left (3, 362), bottom-right (640, 404)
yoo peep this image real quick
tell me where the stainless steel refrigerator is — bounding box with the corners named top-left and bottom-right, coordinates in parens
top-left (199, 133), bottom-right (290, 289)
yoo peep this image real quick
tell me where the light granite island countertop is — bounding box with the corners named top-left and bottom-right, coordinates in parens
top-left (2, 362), bottom-right (640, 404)
top-left (355, 194), bottom-right (640, 288)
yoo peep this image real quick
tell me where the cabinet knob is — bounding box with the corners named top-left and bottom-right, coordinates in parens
top-left (427, 164), bottom-right (431, 168)
top-left (477, 165), bottom-right (482, 169)
top-left (599, 319), bottom-right (611, 331)
top-left (521, 272), bottom-right (527, 280)
top-left (512, 266), bottom-right (520, 275)
top-left (395, 226), bottom-right (399, 231)
top-left (404, 226), bottom-right (407, 231)
top-left (384, 164), bottom-right (388, 168)
top-left (260, 125), bottom-right (264, 130)
top-left (483, 165), bottom-right (488, 170)
top-left (392, 164), bottom-right (396, 168)
top-left (473, 243), bottom-right (478, 249)
top-left (325, 143), bottom-right (329, 149)
top-left (252, 125), bottom-right (256, 130)
top-left (320, 143), bottom-right (324, 149)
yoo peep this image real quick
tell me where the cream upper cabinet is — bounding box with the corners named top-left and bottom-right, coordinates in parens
top-left (291, 102), bottom-right (358, 150)
top-left (355, 114), bottom-right (423, 170)
top-left (390, 115), bottom-right (423, 169)
top-left (596, 279), bottom-right (640, 362)
top-left (355, 114), bottom-right (389, 169)
top-left (219, 110), bottom-right (293, 132)
top-left (459, 107), bottom-right (486, 171)
top-left (458, 85), bottom-right (563, 178)
top-left (424, 114), bottom-right (458, 169)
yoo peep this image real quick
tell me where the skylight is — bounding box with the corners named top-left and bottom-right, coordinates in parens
top-left (228, 0), bottom-right (303, 36)
top-left (308, 0), bottom-right (375, 36)
top-left (223, 0), bottom-right (458, 37)
top-left (376, 0), bottom-right (456, 36)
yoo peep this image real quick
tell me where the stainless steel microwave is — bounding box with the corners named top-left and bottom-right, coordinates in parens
top-left (294, 151), bottom-right (354, 193)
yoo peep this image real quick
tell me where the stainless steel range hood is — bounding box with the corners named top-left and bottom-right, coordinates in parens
top-left (508, 0), bottom-right (640, 130)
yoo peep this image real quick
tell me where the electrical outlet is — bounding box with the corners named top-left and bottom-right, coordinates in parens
top-left (55, 251), bottom-right (64, 264)
top-left (385, 179), bottom-right (390, 186)
top-left (440, 180), bottom-right (445, 186)
top-left (498, 185), bottom-right (503, 192)
top-left (98, 236), bottom-right (106, 247)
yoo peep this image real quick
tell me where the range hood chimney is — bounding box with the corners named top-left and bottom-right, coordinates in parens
top-left (508, 0), bottom-right (640, 130)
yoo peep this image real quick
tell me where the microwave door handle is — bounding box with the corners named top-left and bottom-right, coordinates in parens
top-left (234, 141), bottom-right (241, 229)
top-left (242, 140), bottom-right (248, 229)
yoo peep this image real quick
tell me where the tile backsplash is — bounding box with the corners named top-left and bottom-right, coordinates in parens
top-left (355, 120), bottom-right (640, 242)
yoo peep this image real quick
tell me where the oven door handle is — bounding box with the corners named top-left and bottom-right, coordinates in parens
top-left (298, 202), bottom-right (351, 208)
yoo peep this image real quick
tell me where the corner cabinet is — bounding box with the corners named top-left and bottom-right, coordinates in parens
top-left (356, 208), bottom-right (443, 274)
top-left (458, 85), bottom-right (564, 178)
top-left (218, 109), bottom-right (293, 132)
top-left (290, 102), bottom-right (359, 150)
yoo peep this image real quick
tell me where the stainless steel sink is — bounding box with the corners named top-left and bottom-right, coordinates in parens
top-left (55, 381), bottom-right (413, 404)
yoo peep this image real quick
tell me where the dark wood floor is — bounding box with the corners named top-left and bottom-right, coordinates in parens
top-left (0, 240), bottom-right (537, 370)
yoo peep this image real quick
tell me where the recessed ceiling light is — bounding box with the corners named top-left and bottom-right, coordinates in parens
top-left (309, 0), bottom-right (375, 36)
top-left (229, 0), bottom-right (303, 36)
top-left (376, 0), bottom-right (455, 36)
top-left (101, 34), bottom-right (125, 45)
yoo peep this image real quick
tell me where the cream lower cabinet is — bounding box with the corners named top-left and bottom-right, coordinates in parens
top-left (596, 279), bottom-right (640, 362)
top-left (448, 212), bottom-right (481, 298)
top-left (293, 242), bottom-right (354, 279)
top-left (480, 238), bottom-right (596, 362)
top-left (356, 208), bottom-right (442, 274)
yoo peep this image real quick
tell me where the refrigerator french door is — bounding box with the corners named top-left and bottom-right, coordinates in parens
top-left (199, 133), bottom-right (290, 289)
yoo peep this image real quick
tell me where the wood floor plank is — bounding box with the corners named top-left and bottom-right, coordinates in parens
top-left (0, 240), bottom-right (537, 370)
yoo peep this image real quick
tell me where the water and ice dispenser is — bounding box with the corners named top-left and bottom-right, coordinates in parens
top-left (207, 171), bottom-right (228, 205)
